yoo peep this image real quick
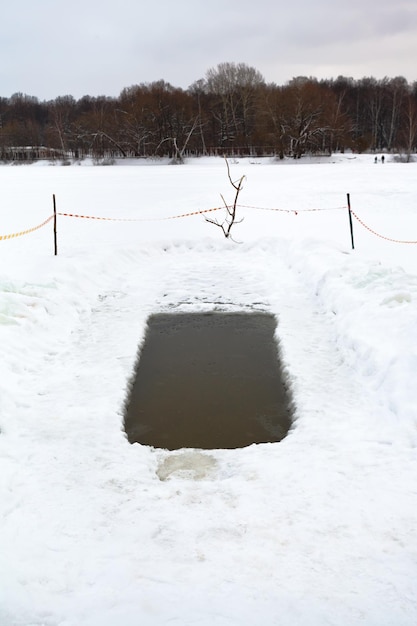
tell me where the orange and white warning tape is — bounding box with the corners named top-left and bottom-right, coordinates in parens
top-left (57, 206), bottom-right (224, 222)
top-left (237, 204), bottom-right (346, 214)
top-left (351, 210), bottom-right (417, 244)
top-left (3, 206), bottom-right (415, 247)
top-left (159, 206), bottom-right (224, 220)
top-left (0, 215), bottom-right (54, 241)
top-left (57, 212), bottom-right (139, 222)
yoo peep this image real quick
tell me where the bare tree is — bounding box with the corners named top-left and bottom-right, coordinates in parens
top-left (282, 78), bottom-right (329, 157)
top-left (205, 157), bottom-right (245, 239)
top-left (204, 62), bottom-right (265, 151)
top-left (49, 95), bottom-right (76, 155)
top-left (401, 91), bottom-right (417, 162)
top-left (171, 114), bottom-right (201, 163)
top-left (382, 77), bottom-right (408, 151)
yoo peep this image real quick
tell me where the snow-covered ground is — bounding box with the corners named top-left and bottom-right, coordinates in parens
top-left (1, 154), bottom-right (417, 625)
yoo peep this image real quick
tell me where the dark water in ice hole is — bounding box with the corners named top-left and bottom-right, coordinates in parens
top-left (123, 313), bottom-right (293, 450)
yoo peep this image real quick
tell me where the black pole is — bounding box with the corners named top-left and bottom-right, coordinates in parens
top-left (347, 193), bottom-right (354, 250)
top-left (53, 194), bottom-right (58, 256)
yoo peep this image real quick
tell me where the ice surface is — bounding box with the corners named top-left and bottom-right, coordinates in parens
top-left (1, 155), bottom-right (417, 625)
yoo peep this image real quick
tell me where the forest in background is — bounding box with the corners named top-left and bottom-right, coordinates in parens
top-left (1, 63), bottom-right (417, 163)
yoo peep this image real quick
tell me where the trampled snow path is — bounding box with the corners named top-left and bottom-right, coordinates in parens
top-left (2, 239), bottom-right (416, 625)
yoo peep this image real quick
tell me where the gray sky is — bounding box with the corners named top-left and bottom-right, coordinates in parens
top-left (2, 0), bottom-right (417, 101)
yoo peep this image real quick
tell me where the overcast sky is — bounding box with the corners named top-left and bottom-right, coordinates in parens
top-left (2, 0), bottom-right (417, 101)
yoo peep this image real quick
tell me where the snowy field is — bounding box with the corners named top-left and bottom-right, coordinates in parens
top-left (1, 154), bottom-right (417, 625)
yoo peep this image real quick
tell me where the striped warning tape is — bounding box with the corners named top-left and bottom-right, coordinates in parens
top-left (351, 210), bottom-right (417, 244)
top-left (0, 215), bottom-right (54, 241)
top-left (57, 212), bottom-right (139, 222)
top-left (57, 206), bottom-right (224, 222)
top-left (159, 206), bottom-right (224, 220)
top-left (3, 206), bottom-right (414, 247)
top-left (237, 204), bottom-right (346, 214)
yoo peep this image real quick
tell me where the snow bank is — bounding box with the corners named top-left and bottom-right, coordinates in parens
top-left (1, 157), bottom-right (417, 625)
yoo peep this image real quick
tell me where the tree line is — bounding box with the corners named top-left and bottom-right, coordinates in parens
top-left (1, 63), bottom-right (417, 163)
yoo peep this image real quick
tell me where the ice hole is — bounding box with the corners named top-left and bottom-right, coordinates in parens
top-left (123, 312), bottom-right (293, 450)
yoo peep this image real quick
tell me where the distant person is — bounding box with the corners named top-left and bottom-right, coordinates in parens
top-left (374, 156), bottom-right (378, 163)
top-left (381, 155), bottom-right (385, 163)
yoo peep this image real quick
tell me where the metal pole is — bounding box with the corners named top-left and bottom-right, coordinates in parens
top-left (347, 193), bottom-right (355, 250)
top-left (53, 194), bottom-right (58, 256)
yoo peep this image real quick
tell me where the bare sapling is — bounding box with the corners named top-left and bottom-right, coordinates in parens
top-left (205, 157), bottom-right (245, 240)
